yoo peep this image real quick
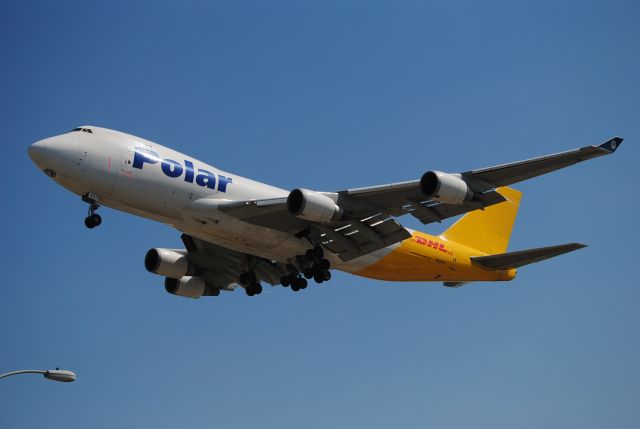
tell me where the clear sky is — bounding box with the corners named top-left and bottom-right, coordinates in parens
top-left (2, 1), bottom-right (639, 428)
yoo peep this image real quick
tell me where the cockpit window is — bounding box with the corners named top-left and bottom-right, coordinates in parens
top-left (70, 127), bottom-right (93, 134)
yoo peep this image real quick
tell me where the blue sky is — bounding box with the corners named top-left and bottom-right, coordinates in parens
top-left (2, 1), bottom-right (639, 427)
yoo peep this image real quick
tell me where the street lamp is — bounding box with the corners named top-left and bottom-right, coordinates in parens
top-left (0, 369), bottom-right (76, 383)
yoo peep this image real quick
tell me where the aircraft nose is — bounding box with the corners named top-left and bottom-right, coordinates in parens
top-left (28, 140), bottom-right (47, 165)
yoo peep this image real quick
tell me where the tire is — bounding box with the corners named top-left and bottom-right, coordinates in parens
top-left (322, 270), bottom-right (331, 281)
top-left (91, 214), bottom-right (102, 227)
top-left (303, 268), bottom-right (314, 279)
top-left (84, 217), bottom-right (95, 229)
top-left (293, 277), bottom-right (306, 290)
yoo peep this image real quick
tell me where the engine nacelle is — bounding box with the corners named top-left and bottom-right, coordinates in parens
top-left (287, 189), bottom-right (342, 223)
top-left (145, 248), bottom-right (194, 279)
top-left (420, 171), bottom-right (474, 204)
top-left (164, 276), bottom-right (207, 299)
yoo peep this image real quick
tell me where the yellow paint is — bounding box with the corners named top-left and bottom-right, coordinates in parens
top-left (355, 187), bottom-right (520, 282)
top-left (441, 186), bottom-right (521, 255)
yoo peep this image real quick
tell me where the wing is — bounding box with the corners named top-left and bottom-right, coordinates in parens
top-left (180, 233), bottom-right (288, 291)
top-left (337, 136), bottom-right (623, 222)
top-left (211, 136), bottom-right (623, 261)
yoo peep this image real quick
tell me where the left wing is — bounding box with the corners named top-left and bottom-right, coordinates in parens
top-left (178, 233), bottom-right (288, 291)
top-left (212, 136), bottom-right (623, 261)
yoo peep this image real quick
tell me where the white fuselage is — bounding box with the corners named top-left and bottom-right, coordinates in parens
top-left (28, 126), bottom-right (391, 273)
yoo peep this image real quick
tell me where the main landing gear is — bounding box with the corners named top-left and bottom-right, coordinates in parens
top-left (240, 271), bottom-right (263, 297)
top-left (280, 272), bottom-right (308, 292)
top-left (241, 246), bottom-right (333, 298)
top-left (279, 247), bottom-right (332, 293)
top-left (82, 193), bottom-right (102, 229)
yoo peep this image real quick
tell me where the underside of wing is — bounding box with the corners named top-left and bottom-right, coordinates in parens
top-left (216, 198), bottom-right (411, 262)
top-left (180, 233), bottom-right (289, 290)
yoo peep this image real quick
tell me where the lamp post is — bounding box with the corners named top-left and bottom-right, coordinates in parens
top-left (0, 369), bottom-right (76, 383)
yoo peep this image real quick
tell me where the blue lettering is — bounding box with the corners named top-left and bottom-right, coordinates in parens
top-left (161, 159), bottom-right (183, 178)
top-left (132, 151), bottom-right (232, 193)
top-left (218, 176), bottom-right (233, 192)
top-left (184, 160), bottom-right (195, 183)
top-left (195, 169), bottom-right (217, 189)
top-left (132, 149), bottom-right (159, 169)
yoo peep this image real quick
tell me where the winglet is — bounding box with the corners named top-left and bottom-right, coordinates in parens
top-left (599, 136), bottom-right (623, 153)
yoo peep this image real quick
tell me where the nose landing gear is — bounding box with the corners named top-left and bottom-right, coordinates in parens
top-left (82, 193), bottom-right (102, 229)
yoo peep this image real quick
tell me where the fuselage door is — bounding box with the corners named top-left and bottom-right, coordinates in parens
top-left (120, 147), bottom-right (133, 177)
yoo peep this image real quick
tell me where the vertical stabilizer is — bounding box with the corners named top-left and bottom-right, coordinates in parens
top-left (440, 187), bottom-right (521, 254)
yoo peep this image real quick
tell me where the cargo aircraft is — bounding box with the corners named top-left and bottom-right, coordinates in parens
top-left (28, 127), bottom-right (623, 298)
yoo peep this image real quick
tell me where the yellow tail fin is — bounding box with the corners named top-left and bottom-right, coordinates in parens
top-left (440, 187), bottom-right (522, 254)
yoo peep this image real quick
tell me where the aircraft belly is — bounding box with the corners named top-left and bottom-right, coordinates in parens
top-left (177, 214), bottom-right (310, 263)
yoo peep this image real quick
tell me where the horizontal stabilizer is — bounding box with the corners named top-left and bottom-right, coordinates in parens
top-left (471, 243), bottom-right (587, 270)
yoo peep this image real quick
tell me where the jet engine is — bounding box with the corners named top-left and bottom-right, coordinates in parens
top-left (287, 189), bottom-right (343, 223)
top-left (144, 248), bottom-right (195, 279)
top-left (164, 276), bottom-right (219, 299)
top-left (420, 171), bottom-right (474, 204)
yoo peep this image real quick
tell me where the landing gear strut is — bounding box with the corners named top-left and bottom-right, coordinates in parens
top-left (82, 193), bottom-right (102, 229)
top-left (305, 247), bottom-right (331, 284)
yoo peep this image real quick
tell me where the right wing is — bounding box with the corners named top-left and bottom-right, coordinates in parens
top-left (337, 136), bottom-right (624, 222)
top-left (199, 137), bottom-right (622, 262)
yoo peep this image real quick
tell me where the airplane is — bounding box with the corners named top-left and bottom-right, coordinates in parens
top-left (27, 126), bottom-right (623, 298)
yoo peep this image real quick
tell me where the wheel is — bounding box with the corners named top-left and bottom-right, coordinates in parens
top-left (314, 273), bottom-right (324, 284)
top-left (322, 270), bottom-right (331, 281)
top-left (292, 277), bottom-right (306, 290)
top-left (291, 283), bottom-right (300, 292)
top-left (280, 276), bottom-right (291, 287)
top-left (318, 258), bottom-right (330, 270)
top-left (303, 268), bottom-right (314, 279)
top-left (245, 288), bottom-right (255, 297)
top-left (255, 284), bottom-right (263, 295)
top-left (84, 214), bottom-right (101, 228)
